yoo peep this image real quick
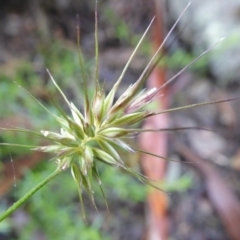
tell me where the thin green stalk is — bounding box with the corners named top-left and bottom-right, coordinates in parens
top-left (0, 168), bottom-right (62, 222)
top-left (94, 0), bottom-right (99, 90)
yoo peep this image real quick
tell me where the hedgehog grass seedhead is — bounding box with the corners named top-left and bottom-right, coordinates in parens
top-left (30, 6), bottom-right (163, 218)
top-left (29, 2), bottom-right (233, 219)
top-left (35, 64), bottom-right (157, 217)
top-left (1, 1), bottom-right (235, 222)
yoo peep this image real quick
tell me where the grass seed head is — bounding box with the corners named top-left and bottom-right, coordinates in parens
top-left (3, 2), bottom-right (236, 221)
top-left (32, 2), bottom-right (235, 218)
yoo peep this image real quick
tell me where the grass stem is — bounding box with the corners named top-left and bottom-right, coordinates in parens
top-left (0, 168), bottom-right (61, 222)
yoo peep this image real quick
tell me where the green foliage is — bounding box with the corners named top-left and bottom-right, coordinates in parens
top-left (159, 175), bottom-right (193, 192)
top-left (0, 203), bottom-right (11, 234)
top-left (41, 40), bottom-right (92, 91)
top-left (165, 48), bottom-right (208, 73)
top-left (0, 67), bottom-right (37, 118)
top-left (103, 8), bottom-right (132, 42)
top-left (7, 160), bottom-right (144, 239)
top-left (11, 164), bottom-right (108, 240)
top-left (96, 164), bottom-right (147, 202)
top-left (103, 7), bottom-right (151, 55)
